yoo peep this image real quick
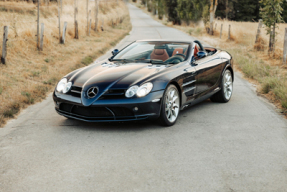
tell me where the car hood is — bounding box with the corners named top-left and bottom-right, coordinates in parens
top-left (68, 61), bottom-right (169, 106)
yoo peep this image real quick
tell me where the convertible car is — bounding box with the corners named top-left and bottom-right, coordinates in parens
top-left (53, 40), bottom-right (233, 126)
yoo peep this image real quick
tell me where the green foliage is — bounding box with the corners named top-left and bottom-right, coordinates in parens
top-left (260, 0), bottom-right (283, 35)
top-left (177, 0), bottom-right (208, 23)
top-left (260, 0), bottom-right (283, 52)
top-left (202, 4), bottom-right (209, 25)
top-left (282, 1), bottom-right (287, 22)
top-left (216, 0), bottom-right (260, 21)
top-left (157, 0), bottom-right (165, 19)
top-left (165, 0), bottom-right (181, 24)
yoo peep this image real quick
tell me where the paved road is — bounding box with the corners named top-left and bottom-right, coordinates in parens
top-left (1, 4), bottom-right (287, 192)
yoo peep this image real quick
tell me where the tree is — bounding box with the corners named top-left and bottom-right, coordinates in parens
top-left (282, 0), bottom-right (287, 22)
top-left (209, 0), bottom-right (218, 35)
top-left (177, 0), bottom-right (208, 24)
top-left (216, 0), bottom-right (260, 22)
top-left (166, 0), bottom-right (181, 24)
top-left (260, 0), bottom-right (283, 53)
top-left (233, 0), bottom-right (260, 21)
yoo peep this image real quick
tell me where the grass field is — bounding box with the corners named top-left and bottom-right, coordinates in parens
top-left (0, 0), bottom-right (131, 127)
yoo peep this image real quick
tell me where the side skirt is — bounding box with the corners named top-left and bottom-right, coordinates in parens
top-left (181, 87), bottom-right (221, 110)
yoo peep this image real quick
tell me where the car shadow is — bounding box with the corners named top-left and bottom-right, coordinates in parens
top-left (58, 99), bottom-right (217, 132)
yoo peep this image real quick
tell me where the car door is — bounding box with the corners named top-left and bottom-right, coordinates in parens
top-left (181, 65), bottom-right (197, 105)
top-left (194, 52), bottom-right (224, 96)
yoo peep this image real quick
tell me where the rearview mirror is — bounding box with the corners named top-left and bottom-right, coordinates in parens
top-left (197, 51), bottom-right (207, 58)
top-left (112, 49), bottom-right (119, 56)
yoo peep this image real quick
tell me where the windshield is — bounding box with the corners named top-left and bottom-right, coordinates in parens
top-left (112, 41), bottom-right (190, 64)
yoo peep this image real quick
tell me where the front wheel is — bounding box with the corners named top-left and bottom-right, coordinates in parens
top-left (159, 84), bottom-right (180, 126)
top-left (210, 69), bottom-right (233, 103)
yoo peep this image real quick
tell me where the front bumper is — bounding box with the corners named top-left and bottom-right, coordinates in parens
top-left (53, 90), bottom-right (164, 122)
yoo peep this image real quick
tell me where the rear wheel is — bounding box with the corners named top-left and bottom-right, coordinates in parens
top-left (159, 85), bottom-right (180, 126)
top-left (210, 69), bottom-right (233, 103)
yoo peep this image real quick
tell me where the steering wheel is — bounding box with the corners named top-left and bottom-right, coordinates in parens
top-left (173, 54), bottom-right (186, 59)
top-left (164, 54), bottom-right (186, 64)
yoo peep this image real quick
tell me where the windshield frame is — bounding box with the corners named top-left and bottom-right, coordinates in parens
top-left (110, 41), bottom-right (193, 64)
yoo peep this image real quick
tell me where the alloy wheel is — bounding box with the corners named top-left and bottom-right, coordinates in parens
top-left (223, 70), bottom-right (233, 100)
top-left (165, 88), bottom-right (180, 123)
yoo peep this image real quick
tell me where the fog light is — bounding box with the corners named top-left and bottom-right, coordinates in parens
top-left (133, 107), bottom-right (138, 112)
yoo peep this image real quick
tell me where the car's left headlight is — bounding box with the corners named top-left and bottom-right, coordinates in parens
top-left (136, 82), bottom-right (153, 97)
top-left (56, 78), bottom-right (72, 93)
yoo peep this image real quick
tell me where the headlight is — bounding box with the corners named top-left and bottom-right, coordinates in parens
top-left (136, 82), bottom-right (153, 97)
top-left (125, 85), bottom-right (139, 98)
top-left (56, 78), bottom-right (72, 93)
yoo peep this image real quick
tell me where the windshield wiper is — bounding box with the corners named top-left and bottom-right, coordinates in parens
top-left (134, 59), bottom-right (164, 64)
top-left (111, 59), bottom-right (135, 63)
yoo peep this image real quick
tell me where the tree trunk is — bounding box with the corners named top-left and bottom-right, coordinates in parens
top-left (209, 0), bottom-right (218, 35)
top-left (272, 23), bottom-right (276, 55)
top-left (226, 0), bottom-right (228, 20)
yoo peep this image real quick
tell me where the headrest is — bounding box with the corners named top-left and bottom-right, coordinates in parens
top-left (154, 49), bottom-right (165, 55)
top-left (154, 44), bottom-right (167, 49)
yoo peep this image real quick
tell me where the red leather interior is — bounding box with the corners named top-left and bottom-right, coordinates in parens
top-left (172, 48), bottom-right (184, 56)
top-left (194, 45), bottom-right (199, 57)
top-left (150, 49), bottom-right (169, 61)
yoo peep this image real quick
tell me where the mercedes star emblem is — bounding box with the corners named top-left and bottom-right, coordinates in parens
top-left (87, 87), bottom-right (98, 99)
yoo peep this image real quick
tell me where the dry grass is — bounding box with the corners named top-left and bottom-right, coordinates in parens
top-left (0, 0), bottom-right (131, 127)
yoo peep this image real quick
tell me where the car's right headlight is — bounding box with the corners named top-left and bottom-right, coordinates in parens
top-left (136, 82), bottom-right (153, 97)
top-left (125, 85), bottom-right (139, 98)
top-left (56, 78), bottom-right (72, 93)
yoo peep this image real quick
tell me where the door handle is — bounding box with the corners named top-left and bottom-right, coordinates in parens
top-left (184, 68), bottom-right (196, 74)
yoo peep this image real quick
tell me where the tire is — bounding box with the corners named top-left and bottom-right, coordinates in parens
top-left (210, 69), bottom-right (233, 103)
top-left (159, 84), bottom-right (180, 126)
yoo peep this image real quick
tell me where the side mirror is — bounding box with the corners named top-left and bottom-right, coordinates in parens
top-left (197, 51), bottom-right (207, 58)
top-left (112, 49), bottom-right (119, 56)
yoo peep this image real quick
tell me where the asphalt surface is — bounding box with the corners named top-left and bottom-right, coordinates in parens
top-left (1, 4), bottom-right (287, 192)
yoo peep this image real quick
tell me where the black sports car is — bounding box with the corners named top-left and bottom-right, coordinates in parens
top-left (53, 40), bottom-right (234, 126)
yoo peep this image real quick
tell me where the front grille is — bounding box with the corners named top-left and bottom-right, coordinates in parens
top-left (66, 87), bottom-right (126, 100)
top-left (109, 107), bottom-right (134, 117)
top-left (99, 89), bottom-right (126, 100)
top-left (59, 103), bottom-right (134, 119)
top-left (67, 86), bottom-right (82, 97)
top-left (72, 106), bottom-right (112, 117)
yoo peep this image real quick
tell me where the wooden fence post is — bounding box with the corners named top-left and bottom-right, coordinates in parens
top-left (60, 0), bottom-right (62, 14)
top-left (89, 10), bottom-right (91, 36)
top-left (40, 23), bottom-right (44, 51)
top-left (61, 22), bottom-right (67, 44)
top-left (58, 0), bottom-right (61, 43)
top-left (74, 0), bottom-right (78, 39)
top-left (255, 19), bottom-right (263, 43)
top-left (1, 26), bottom-right (8, 64)
top-left (283, 28), bottom-right (287, 64)
top-left (220, 24), bottom-right (223, 39)
top-left (95, 0), bottom-right (99, 32)
top-left (37, 0), bottom-right (40, 49)
top-left (101, 18), bottom-right (104, 31)
top-left (228, 25), bottom-right (231, 40)
top-left (86, 0), bottom-right (89, 35)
